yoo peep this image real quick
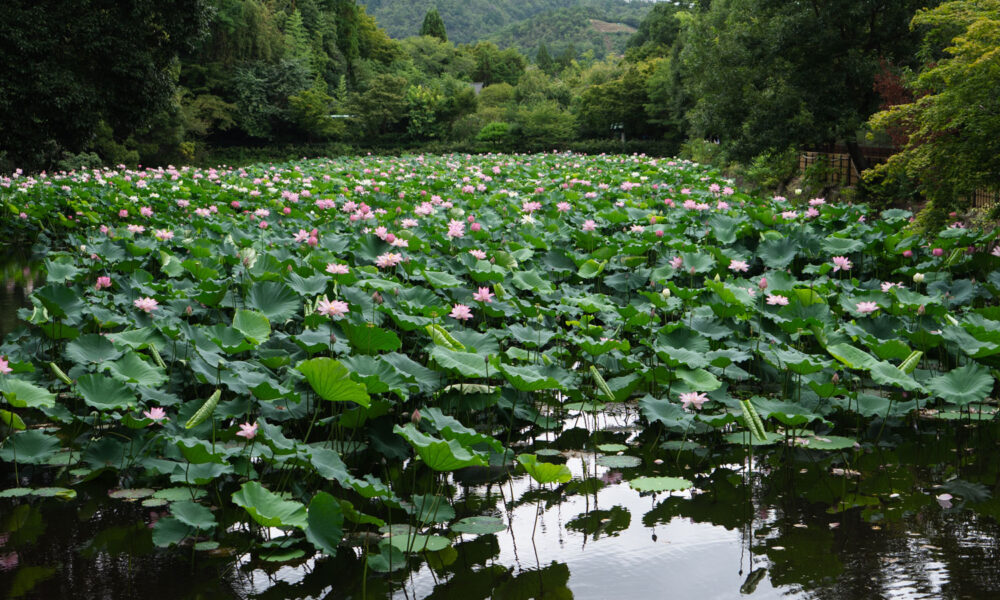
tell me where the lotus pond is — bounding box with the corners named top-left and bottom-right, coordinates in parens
top-left (1, 154), bottom-right (1000, 599)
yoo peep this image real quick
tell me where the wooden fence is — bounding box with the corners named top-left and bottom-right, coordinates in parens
top-left (800, 147), bottom-right (999, 210)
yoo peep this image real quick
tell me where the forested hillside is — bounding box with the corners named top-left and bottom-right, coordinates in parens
top-left (361, 0), bottom-right (652, 44)
top-left (487, 7), bottom-right (639, 59)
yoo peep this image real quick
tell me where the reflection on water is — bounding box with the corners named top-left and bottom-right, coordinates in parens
top-left (0, 251), bottom-right (41, 339)
top-left (3, 408), bottom-right (1000, 599)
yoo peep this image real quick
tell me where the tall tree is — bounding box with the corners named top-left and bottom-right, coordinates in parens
top-left (420, 8), bottom-right (448, 42)
top-left (869, 0), bottom-right (1000, 219)
top-left (0, 0), bottom-right (208, 170)
top-left (680, 0), bottom-right (934, 163)
top-left (536, 43), bottom-right (556, 75)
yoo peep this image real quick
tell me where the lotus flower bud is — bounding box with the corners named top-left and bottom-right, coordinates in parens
top-left (932, 248), bottom-right (943, 257)
top-left (661, 287), bottom-right (671, 298)
top-left (831, 372), bottom-right (840, 384)
top-left (913, 272), bottom-right (925, 283)
top-left (371, 291), bottom-right (383, 305)
top-left (758, 277), bottom-right (768, 291)
top-left (410, 409), bottom-right (421, 425)
top-left (917, 304), bottom-right (925, 315)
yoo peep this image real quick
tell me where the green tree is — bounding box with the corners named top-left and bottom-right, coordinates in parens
top-left (0, 0), bottom-right (208, 170)
top-left (680, 0), bottom-right (933, 164)
top-left (420, 8), bottom-right (448, 42)
top-left (536, 43), bottom-right (556, 75)
top-left (868, 0), bottom-right (1000, 221)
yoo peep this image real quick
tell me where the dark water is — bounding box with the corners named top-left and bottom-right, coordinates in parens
top-left (3, 261), bottom-right (1000, 600)
top-left (0, 253), bottom-right (40, 339)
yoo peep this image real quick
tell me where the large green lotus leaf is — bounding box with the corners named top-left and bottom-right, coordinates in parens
top-left (675, 368), bottom-right (722, 392)
top-left (506, 324), bottom-right (557, 348)
top-left (511, 269), bottom-right (554, 294)
top-left (340, 321), bottom-right (402, 354)
top-left (339, 355), bottom-right (413, 398)
top-left (393, 423), bottom-right (488, 471)
top-left (151, 516), bottom-right (191, 548)
top-left (758, 237), bottom-right (798, 269)
top-left (429, 347), bottom-right (490, 378)
top-left (0, 430), bottom-right (60, 464)
top-left (105, 351), bottom-right (167, 387)
top-left (232, 482), bottom-right (308, 529)
top-left (0, 409), bottom-right (26, 430)
top-left (940, 326), bottom-right (1000, 358)
top-left (306, 491), bottom-right (344, 556)
top-left (423, 270), bottom-right (463, 288)
top-left (654, 344), bottom-right (710, 369)
top-left (387, 533), bottom-right (451, 553)
top-left (826, 343), bottom-right (878, 371)
top-left (106, 327), bottom-right (166, 350)
top-left (750, 397), bottom-right (828, 426)
top-left (65, 334), bottom-right (122, 365)
top-left (496, 361), bottom-right (563, 391)
top-left (0, 379), bottom-right (56, 409)
top-left (35, 284), bottom-right (83, 318)
top-left (927, 363), bottom-right (994, 406)
top-left (680, 251), bottom-right (715, 273)
top-left (232, 309), bottom-right (271, 344)
top-left (451, 516), bottom-right (506, 535)
top-left (296, 358), bottom-right (370, 407)
top-left (517, 454), bottom-right (572, 484)
top-left (762, 346), bottom-right (830, 375)
top-left (628, 476), bottom-right (693, 493)
top-left (869, 361), bottom-right (925, 393)
top-left (419, 407), bottom-right (503, 452)
top-left (77, 373), bottom-right (137, 410)
top-left (639, 396), bottom-right (695, 431)
top-left (577, 259), bottom-right (607, 279)
top-left (286, 273), bottom-right (328, 296)
top-left (44, 256), bottom-right (80, 283)
top-left (170, 500), bottom-right (217, 530)
top-left (407, 494), bottom-right (456, 524)
top-left (366, 544), bottom-right (407, 573)
top-left (248, 281), bottom-right (300, 322)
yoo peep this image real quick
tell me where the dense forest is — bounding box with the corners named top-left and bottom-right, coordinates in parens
top-left (361, 0), bottom-right (652, 44)
top-left (2, 0), bottom-right (998, 220)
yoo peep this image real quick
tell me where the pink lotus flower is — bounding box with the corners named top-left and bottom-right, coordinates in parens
top-left (326, 263), bottom-right (349, 275)
top-left (902, 249), bottom-right (913, 258)
top-left (317, 299), bottom-right (349, 318)
top-left (140, 206), bottom-right (153, 217)
top-left (134, 297), bottom-right (159, 313)
top-left (294, 229), bottom-right (310, 243)
top-left (450, 303), bottom-right (473, 321)
top-left (143, 407), bottom-right (168, 423)
top-left (557, 202), bottom-right (571, 212)
top-left (375, 252), bottom-right (403, 268)
top-left (831, 256), bottom-right (852, 272)
top-left (881, 281), bottom-right (904, 293)
top-left (932, 247), bottom-right (943, 257)
top-left (582, 219), bottom-right (597, 232)
top-left (992, 246), bottom-right (1000, 258)
top-left (446, 219), bottom-right (465, 239)
top-left (154, 229), bottom-right (174, 241)
top-left (670, 256), bottom-right (683, 269)
top-left (0, 356), bottom-right (11, 375)
top-left (470, 222), bottom-right (482, 232)
top-left (855, 301), bottom-right (879, 315)
top-left (469, 249), bottom-right (487, 260)
top-left (473, 287), bottom-right (493, 303)
top-left (236, 422), bottom-right (258, 439)
top-left (95, 276), bottom-right (112, 290)
top-left (766, 294), bottom-right (789, 306)
top-left (679, 391), bottom-right (709, 410)
top-left (729, 259), bottom-right (749, 272)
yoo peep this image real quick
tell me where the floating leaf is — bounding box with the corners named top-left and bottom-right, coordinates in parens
top-left (451, 516), bottom-right (506, 535)
top-left (628, 476), bottom-right (693, 493)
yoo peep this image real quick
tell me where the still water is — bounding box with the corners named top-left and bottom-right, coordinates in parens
top-left (2, 257), bottom-right (1000, 600)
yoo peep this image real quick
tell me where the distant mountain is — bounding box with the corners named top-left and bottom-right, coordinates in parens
top-left (361, 0), bottom-right (656, 50)
top-left (488, 7), bottom-right (642, 60)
